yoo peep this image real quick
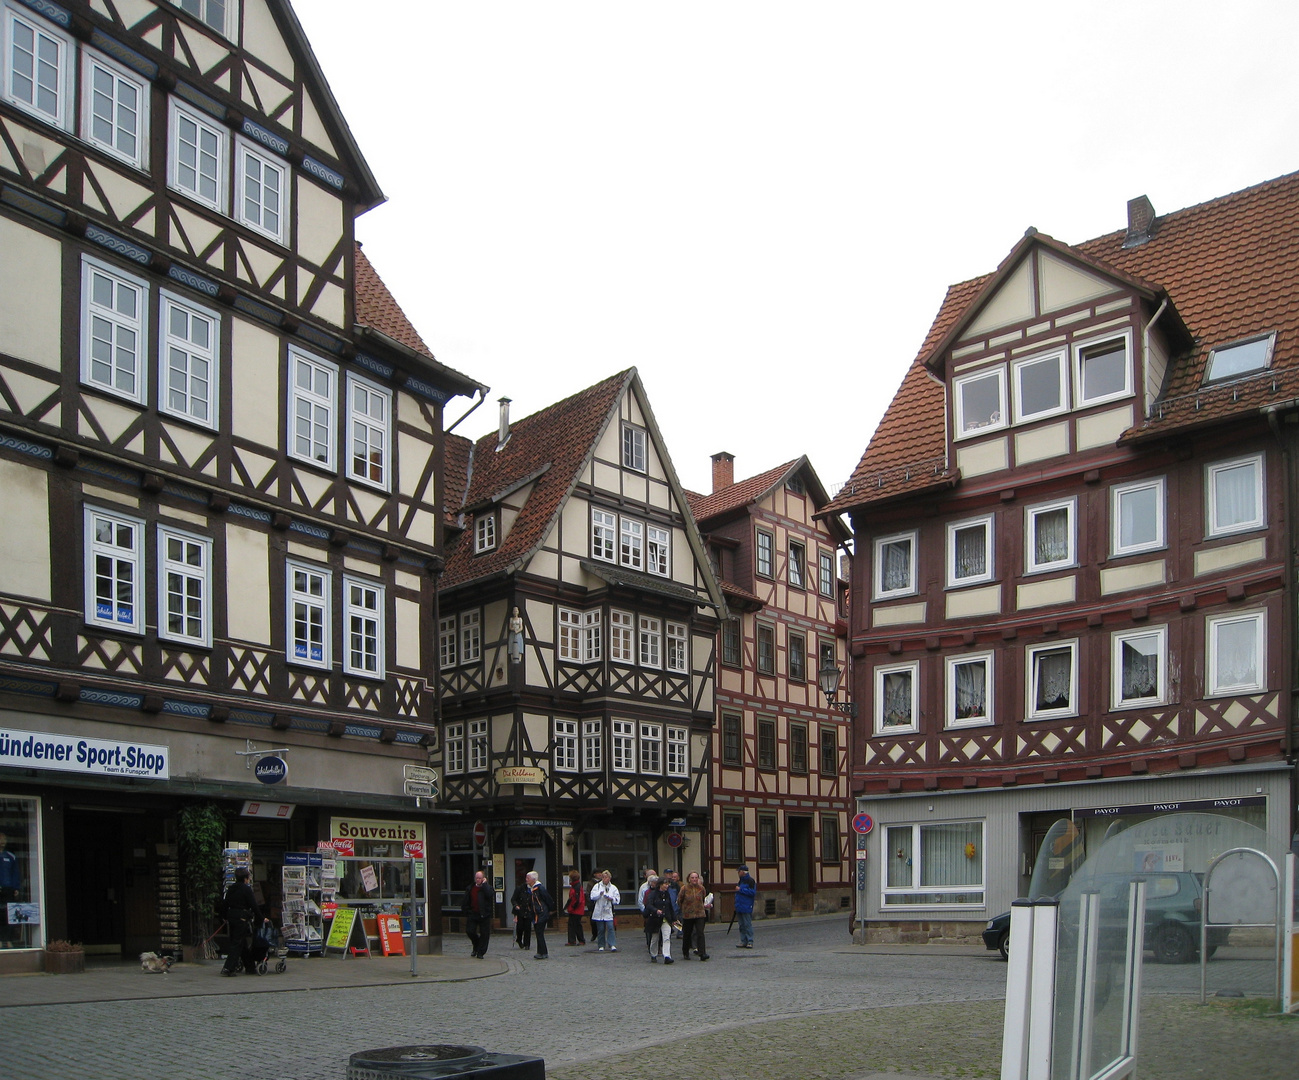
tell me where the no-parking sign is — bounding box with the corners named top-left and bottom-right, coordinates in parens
top-left (852, 812), bottom-right (874, 835)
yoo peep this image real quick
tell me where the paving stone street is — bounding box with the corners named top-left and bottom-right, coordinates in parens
top-left (0, 914), bottom-right (1293, 1080)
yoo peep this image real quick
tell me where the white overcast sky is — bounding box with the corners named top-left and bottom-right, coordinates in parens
top-left (293, 1), bottom-right (1299, 498)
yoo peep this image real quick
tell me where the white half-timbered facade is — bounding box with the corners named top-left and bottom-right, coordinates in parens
top-left (0, 0), bottom-right (484, 967)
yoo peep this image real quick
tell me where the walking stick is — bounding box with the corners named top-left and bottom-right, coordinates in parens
top-left (726, 908), bottom-right (736, 936)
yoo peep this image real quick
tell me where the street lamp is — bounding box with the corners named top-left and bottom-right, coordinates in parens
top-left (818, 659), bottom-right (858, 717)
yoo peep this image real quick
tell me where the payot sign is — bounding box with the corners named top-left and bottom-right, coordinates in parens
top-left (0, 727), bottom-right (168, 778)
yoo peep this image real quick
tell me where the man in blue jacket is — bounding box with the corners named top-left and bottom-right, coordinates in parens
top-left (733, 864), bottom-right (756, 948)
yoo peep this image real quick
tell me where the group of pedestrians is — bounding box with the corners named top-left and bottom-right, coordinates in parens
top-left (464, 863), bottom-right (757, 963)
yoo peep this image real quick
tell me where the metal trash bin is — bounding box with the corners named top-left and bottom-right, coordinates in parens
top-left (348, 1044), bottom-right (545, 1080)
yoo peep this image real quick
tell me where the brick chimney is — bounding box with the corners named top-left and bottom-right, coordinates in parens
top-left (1123, 195), bottom-right (1157, 248)
top-left (711, 451), bottom-right (734, 493)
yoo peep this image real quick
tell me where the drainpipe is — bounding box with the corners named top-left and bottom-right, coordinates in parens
top-left (1264, 404), bottom-right (1298, 766)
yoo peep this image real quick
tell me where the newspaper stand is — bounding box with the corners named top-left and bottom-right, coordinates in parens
top-left (282, 852), bottom-right (336, 955)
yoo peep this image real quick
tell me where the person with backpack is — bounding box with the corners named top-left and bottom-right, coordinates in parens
top-left (589, 869), bottom-right (620, 952)
top-left (642, 876), bottom-right (679, 964)
top-left (563, 870), bottom-right (587, 945)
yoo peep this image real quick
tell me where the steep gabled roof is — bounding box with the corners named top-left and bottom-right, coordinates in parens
top-left (826, 169), bottom-right (1299, 515)
top-left (440, 371), bottom-right (635, 589)
top-left (688, 457), bottom-right (852, 544)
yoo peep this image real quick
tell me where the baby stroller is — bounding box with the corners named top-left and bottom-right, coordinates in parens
top-left (253, 922), bottom-right (289, 975)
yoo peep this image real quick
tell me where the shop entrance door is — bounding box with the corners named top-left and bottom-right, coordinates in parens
top-left (789, 817), bottom-right (814, 909)
top-left (508, 848), bottom-right (546, 899)
top-left (65, 808), bottom-right (126, 954)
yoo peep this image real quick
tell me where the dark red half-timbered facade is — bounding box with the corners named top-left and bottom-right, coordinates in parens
top-left (0, 0), bottom-right (484, 968)
top-left (823, 175), bottom-right (1299, 942)
top-left (688, 453), bottom-right (854, 919)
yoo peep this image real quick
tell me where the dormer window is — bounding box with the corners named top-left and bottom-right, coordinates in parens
top-left (1204, 333), bottom-right (1275, 384)
top-left (474, 512), bottom-right (497, 554)
top-left (1011, 350), bottom-right (1068, 423)
top-left (1073, 333), bottom-right (1131, 407)
top-left (954, 366), bottom-right (1007, 438)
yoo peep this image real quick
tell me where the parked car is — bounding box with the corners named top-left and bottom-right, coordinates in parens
top-left (982, 871), bottom-right (1226, 964)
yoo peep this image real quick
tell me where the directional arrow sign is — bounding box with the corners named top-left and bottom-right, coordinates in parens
top-left (404, 780), bottom-right (434, 797)
top-left (404, 764), bottom-right (438, 783)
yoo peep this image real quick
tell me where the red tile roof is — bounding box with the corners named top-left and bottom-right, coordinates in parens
top-left (685, 459), bottom-right (800, 521)
top-left (826, 169), bottom-right (1299, 514)
top-left (440, 370), bottom-right (634, 589)
top-left (353, 244), bottom-right (435, 359)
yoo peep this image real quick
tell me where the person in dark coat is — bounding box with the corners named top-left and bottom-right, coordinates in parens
top-left (460, 870), bottom-right (494, 958)
top-left (564, 870), bottom-right (587, 945)
top-left (219, 867), bottom-right (266, 976)
top-left (526, 871), bottom-right (554, 959)
top-left (510, 879), bottom-right (532, 950)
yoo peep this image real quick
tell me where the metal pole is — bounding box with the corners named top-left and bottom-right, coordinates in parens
top-left (407, 857), bottom-right (418, 977)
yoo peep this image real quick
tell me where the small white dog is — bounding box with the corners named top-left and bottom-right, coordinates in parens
top-left (139, 951), bottom-right (173, 973)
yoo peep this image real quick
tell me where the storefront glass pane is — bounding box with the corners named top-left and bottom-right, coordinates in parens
top-left (0, 796), bottom-right (40, 950)
top-left (577, 828), bottom-right (652, 906)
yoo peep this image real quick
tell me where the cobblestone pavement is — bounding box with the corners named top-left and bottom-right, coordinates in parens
top-left (0, 915), bottom-right (1293, 1080)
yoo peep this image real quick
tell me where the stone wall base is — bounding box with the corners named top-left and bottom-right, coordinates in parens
top-left (858, 920), bottom-right (987, 947)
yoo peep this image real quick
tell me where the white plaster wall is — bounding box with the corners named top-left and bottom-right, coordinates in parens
top-left (225, 524), bottom-right (271, 644)
top-left (0, 460), bottom-right (50, 601)
top-left (0, 217), bottom-right (61, 370)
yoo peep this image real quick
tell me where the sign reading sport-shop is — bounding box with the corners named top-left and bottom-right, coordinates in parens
top-left (0, 727), bottom-right (169, 778)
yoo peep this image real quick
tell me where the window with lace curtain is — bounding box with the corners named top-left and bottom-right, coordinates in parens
top-left (1026, 641), bottom-right (1077, 719)
top-left (946, 515), bottom-right (993, 587)
top-left (1026, 498), bottom-right (1075, 573)
top-left (883, 821), bottom-right (984, 906)
top-left (1111, 626), bottom-right (1166, 709)
top-left (1206, 454), bottom-right (1265, 537)
top-left (1207, 611), bottom-right (1265, 696)
top-left (874, 661), bottom-right (918, 734)
top-left (1111, 477), bottom-right (1165, 556)
top-left (946, 651), bottom-right (993, 727)
top-left (873, 530), bottom-right (917, 599)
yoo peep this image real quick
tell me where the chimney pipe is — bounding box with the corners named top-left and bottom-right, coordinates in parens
top-left (711, 451), bottom-right (735, 493)
top-left (1124, 195), bottom-right (1157, 248)
top-left (496, 397), bottom-right (511, 450)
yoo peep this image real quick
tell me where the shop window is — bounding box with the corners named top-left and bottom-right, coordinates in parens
top-left (883, 821), bottom-right (985, 906)
top-left (0, 796), bottom-right (41, 950)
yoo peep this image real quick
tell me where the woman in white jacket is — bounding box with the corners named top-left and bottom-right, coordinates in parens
top-left (589, 869), bottom-right (620, 952)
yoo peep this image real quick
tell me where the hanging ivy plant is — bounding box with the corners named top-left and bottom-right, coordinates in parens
top-left (178, 802), bottom-right (225, 956)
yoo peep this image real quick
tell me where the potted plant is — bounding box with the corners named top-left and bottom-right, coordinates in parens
top-left (43, 939), bottom-right (85, 975)
top-left (178, 802), bottom-right (226, 962)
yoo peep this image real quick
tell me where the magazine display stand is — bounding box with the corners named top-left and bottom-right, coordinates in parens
top-left (282, 853), bottom-right (336, 955)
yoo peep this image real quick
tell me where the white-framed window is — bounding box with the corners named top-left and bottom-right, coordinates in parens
top-left (1025, 498), bottom-right (1075, 574)
top-left (157, 526), bottom-right (211, 646)
top-left (289, 348), bottom-right (336, 469)
top-left (346, 375), bottom-right (390, 490)
top-left (819, 549), bottom-right (835, 597)
top-left (947, 514), bottom-right (993, 588)
top-left (287, 560), bottom-right (330, 669)
top-left (946, 651), bottom-right (993, 727)
top-left (176, 0), bottom-right (231, 37)
top-left (554, 719), bottom-right (578, 772)
top-left (612, 720), bottom-right (635, 773)
top-left (638, 615), bottom-right (661, 668)
top-left (756, 529), bottom-right (773, 577)
top-left (583, 609), bottom-right (601, 664)
top-left (639, 722), bottom-right (662, 774)
top-left (610, 609), bottom-right (634, 663)
top-left (558, 608), bottom-right (583, 663)
top-left (1073, 332), bottom-right (1131, 407)
top-left (646, 524), bottom-right (670, 577)
top-left (665, 620), bottom-right (688, 673)
top-left (2, 3), bottom-right (73, 129)
top-left (883, 821), bottom-right (984, 907)
top-left (159, 291), bottom-right (219, 428)
top-left (234, 137), bottom-right (288, 243)
top-left (666, 726), bottom-right (688, 777)
top-left (83, 50), bottom-right (148, 167)
top-left (1206, 453), bottom-right (1265, 537)
top-left (84, 506), bottom-right (143, 633)
top-left (1110, 477), bottom-right (1165, 557)
top-left (474, 513), bottom-right (497, 553)
top-left (1026, 639), bottom-right (1077, 719)
top-left (1207, 610), bottom-right (1266, 696)
top-left (343, 575), bottom-right (383, 678)
top-left (81, 256), bottom-right (147, 403)
top-left (1205, 332), bottom-right (1275, 384)
top-left (874, 530), bottom-right (917, 599)
top-left (1112, 625), bottom-right (1166, 710)
top-left (460, 609), bottom-right (481, 664)
top-left (444, 723), bottom-right (464, 774)
top-left (874, 661), bottom-right (918, 734)
top-left (620, 517), bottom-right (644, 570)
top-left (438, 614), bottom-right (457, 668)
top-left (1011, 349), bottom-right (1068, 424)
top-left (953, 365), bottom-right (1006, 438)
top-left (582, 719), bottom-right (603, 772)
top-left (468, 719), bottom-right (489, 772)
top-left (591, 508), bottom-right (616, 562)
top-left (622, 423), bottom-right (647, 472)
top-left (789, 541), bottom-right (806, 588)
top-left (168, 98), bottom-right (228, 212)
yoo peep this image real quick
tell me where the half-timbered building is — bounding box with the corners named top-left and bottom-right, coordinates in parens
top-left (823, 174), bottom-right (1299, 943)
top-left (435, 372), bottom-right (724, 917)
top-left (687, 453), bottom-right (853, 919)
top-left (0, 0), bottom-right (484, 969)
